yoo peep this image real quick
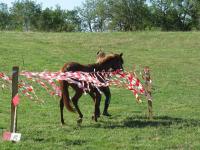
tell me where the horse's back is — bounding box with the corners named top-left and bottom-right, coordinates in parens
top-left (62, 62), bottom-right (85, 72)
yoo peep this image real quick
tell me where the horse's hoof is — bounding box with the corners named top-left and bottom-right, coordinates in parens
top-left (92, 116), bottom-right (98, 122)
top-left (77, 118), bottom-right (83, 125)
top-left (102, 112), bottom-right (111, 117)
top-left (61, 121), bottom-right (65, 126)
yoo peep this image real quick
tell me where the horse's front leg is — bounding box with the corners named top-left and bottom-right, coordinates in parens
top-left (102, 87), bottom-right (111, 116)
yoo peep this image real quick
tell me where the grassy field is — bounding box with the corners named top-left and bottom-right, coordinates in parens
top-left (0, 31), bottom-right (200, 149)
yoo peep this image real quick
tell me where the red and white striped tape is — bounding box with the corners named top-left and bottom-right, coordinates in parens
top-left (1, 70), bottom-right (146, 103)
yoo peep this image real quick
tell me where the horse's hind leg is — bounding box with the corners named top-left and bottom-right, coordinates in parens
top-left (89, 92), bottom-right (101, 119)
top-left (60, 96), bottom-right (65, 125)
top-left (71, 91), bottom-right (83, 124)
top-left (94, 91), bottom-right (101, 122)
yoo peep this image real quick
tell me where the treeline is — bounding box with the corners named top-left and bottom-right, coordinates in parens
top-left (0, 0), bottom-right (200, 32)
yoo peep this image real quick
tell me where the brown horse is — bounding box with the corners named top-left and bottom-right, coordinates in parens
top-left (60, 53), bottom-right (124, 125)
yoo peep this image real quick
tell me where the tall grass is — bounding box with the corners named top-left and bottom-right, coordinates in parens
top-left (0, 31), bottom-right (200, 149)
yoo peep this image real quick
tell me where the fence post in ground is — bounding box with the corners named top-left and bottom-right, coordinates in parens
top-left (142, 66), bottom-right (153, 120)
top-left (10, 66), bottom-right (19, 133)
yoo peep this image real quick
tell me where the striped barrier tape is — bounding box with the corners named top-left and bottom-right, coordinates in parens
top-left (0, 70), bottom-right (147, 103)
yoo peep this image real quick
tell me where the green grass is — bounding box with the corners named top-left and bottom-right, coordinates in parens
top-left (0, 31), bottom-right (200, 149)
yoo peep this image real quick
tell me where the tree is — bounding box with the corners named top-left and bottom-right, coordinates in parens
top-left (40, 8), bottom-right (54, 31)
top-left (77, 0), bottom-right (97, 32)
top-left (77, 0), bottom-right (111, 32)
top-left (94, 0), bottom-right (110, 32)
top-left (10, 0), bottom-right (42, 31)
top-left (150, 0), bottom-right (174, 30)
top-left (1, 0), bottom-right (199, 31)
top-left (172, 0), bottom-right (197, 30)
top-left (64, 10), bottom-right (82, 32)
top-left (189, 0), bottom-right (200, 30)
top-left (108, 0), bottom-right (149, 31)
top-left (41, 6), bottom-right (81, 32)
top-left (150, 0), bottom-right (200, 31)
top-left (0, 3), bottom-right (9, 30)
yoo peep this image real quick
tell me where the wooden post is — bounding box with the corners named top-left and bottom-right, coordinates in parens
top-left (142, 66), bottom-right (153, 120)
top-left (10, 66), bottom-right (19, 133)
top-left (148, 100), bottom-right (153, 120)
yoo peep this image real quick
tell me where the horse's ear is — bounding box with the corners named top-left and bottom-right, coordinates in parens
top-left (97, 50), bottom-right (102, 55)
top-left (120, 53), bottom-right (123, 57)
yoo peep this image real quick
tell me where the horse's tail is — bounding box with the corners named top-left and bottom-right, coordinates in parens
top-left (60, 80), bottom-right (75, 112)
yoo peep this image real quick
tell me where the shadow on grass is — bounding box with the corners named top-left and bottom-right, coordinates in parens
top-left (86, 115), bottom-right (200, 129)
top-left (34, 138), bottom-right (45, 142)
top-left (65, 139), bottom-right (87, 146)
top-left (123, 116), bottom-right (200, 128)
top-left (33, 136), bottom-right (87, 146)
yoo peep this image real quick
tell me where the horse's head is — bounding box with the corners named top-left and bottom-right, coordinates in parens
top-left (97, 52), bottom-right (124, 72)
top-left (111, 53), bottom-right (124, 71)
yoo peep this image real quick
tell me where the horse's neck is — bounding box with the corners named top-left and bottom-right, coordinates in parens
top-left (95, 61), bottom-right (111, 72)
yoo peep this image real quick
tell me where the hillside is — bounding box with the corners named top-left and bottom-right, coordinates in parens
top-left (0, 31), bottom-right (200, 149)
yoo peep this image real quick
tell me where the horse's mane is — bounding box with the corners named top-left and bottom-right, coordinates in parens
top-left (96, 53), bottom-right (116, 64)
